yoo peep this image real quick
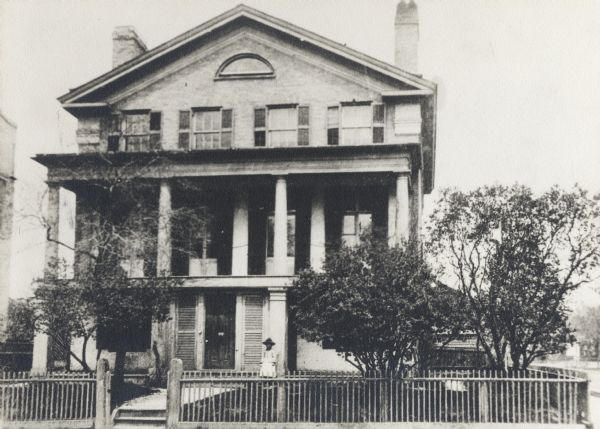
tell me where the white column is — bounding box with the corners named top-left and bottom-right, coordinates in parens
top-left (273, 177), bottom-right (288, 275)
top-left (396, 174), bottom-right (410, 243)
top-left (231, 189), bottom-right (249, 275)
top-left (310, 187), bottom-right (326, 272)
top-left (33, 183), bottom-right (61, 373)
top-left (417, 169), bottom-right (423, 239)
top-left (31, 333), bottom-right (49, 374)
top-left (44, 184), bottom-right (61, 277)
top-left (157, 180), bottom-right (172, 276)
top-left (268, 288), bottom-right (288, 374)
top-left (388, 184), bottom-right (397, 246)
top-left (0, 178), bottom-right (14, 341)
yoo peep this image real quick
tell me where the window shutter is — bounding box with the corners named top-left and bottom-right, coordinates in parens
top-left (221, 109), bottom-right (233, 129)
top-left (372, 104), bottom-right (384, 143)
top-left (254, 108), bottom-right (266, 147)
top-left (179, 111), bottom-right (190, 129)
top-left (150, 112), bottom-right (162, 131)
top-left (298, 106), bottom-right (309, 146)
top-left (242, 294), bottom-right (264, 370)
top-left (109, 113), bottom-right (121, 133)
top-left (178, 111), bottom-right (190, 150)
top-left (254, 108), bottom-right (266, 128)
top-left (221, 109), bottom-right (233, 148)
top-left (298, 106), bottom-right (309, 127)
top-left (175, 295), bottom-right (197, 370)
top-left (327, 106), bottom-right (339, 146)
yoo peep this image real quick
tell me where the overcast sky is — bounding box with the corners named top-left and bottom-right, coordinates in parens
top-left (1, 0), bottom-right (599, 300)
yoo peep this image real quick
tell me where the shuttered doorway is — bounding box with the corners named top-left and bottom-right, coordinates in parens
top-left (204, 293), bottom-right (236, 369)
top-left (242, 294), bottom-right (265, 370)
top-left (175, 294), bottom-right (198, 370)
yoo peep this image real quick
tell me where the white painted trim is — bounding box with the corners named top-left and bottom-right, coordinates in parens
top-left (234, 294), bottom-right (243, 370)
top-left (48, 154), bottom-right (412, 182)
top-left (196, 293), bottom-right (205, 370)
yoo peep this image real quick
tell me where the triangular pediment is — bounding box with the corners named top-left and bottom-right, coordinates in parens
top-left (59, 4), bottom-right (435, 105)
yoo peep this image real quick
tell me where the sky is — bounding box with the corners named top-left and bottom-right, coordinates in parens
top-left (0, 0), bottom-right (599, 301)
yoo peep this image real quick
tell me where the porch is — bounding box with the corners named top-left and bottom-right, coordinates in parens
top-left (36, 170), bottom-right (419, 375)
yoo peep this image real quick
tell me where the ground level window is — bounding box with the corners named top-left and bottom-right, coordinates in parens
top-left (342, 212), bottom-right (372, 247)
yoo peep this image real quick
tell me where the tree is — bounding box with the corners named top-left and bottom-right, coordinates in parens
top-left (289, 236), bottom-right (465, 376)
top-left (30, 166), bottom-right (212, 399)
top-left (4, 298), bottom-right (36, 343)
top-left (571, 306), bottom-right (600, 360)
top-left (428, 184), bottom-right (600, 370)
top-left (572, 306), bottom-right (600, 344)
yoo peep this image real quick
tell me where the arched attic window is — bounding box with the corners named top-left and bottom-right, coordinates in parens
top-left (215, 53), bottom-right (275, 80)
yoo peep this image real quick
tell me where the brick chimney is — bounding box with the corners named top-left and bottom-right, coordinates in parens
top-left (394, 0), bottom-right (419, 74)
top-left (112, 26), bottom-right (147, 68)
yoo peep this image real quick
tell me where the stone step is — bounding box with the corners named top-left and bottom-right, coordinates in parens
top-left (113, 415), bottom-right (166, 428)
top-left (117, 407), bottom-right (166, 418)
top-left (112, 422), bottom-right (165, 429)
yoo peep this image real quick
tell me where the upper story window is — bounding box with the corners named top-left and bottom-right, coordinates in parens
top-left (108, 110), bottom-right (161, 152)
top-left (327, 103), bottom-right (384, 146)
top-left (394, 103), bottom-right (421, 135)
top-left (254, 105), bottom-right (309, 148)
top-left (216, 53), bottom-right (275, 80)
top-left (178, 108), bottom-right (232, 150)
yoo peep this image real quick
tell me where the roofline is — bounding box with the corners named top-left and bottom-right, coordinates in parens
top-left (58, 4), bottom-right (436, 104)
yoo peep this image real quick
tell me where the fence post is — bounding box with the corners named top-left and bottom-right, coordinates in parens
top-left (577, 379), bottom-right (590, 426)
top-left (95, 358), bottom-right (109, 429)
top-left (276, 379), bottom-right (286, 423)
top-left (478, 381), bottom-right (489, 423)
top-left (105, 367), bottom-right (112, 428)
top-left (166, 358), bottom-right (183, 429)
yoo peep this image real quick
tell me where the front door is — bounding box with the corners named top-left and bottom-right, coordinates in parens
top-left (204, 293), bottom-right (236, 369)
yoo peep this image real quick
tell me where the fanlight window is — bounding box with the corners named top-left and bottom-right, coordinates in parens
top-left (216, 54), bottom-right (274, 79)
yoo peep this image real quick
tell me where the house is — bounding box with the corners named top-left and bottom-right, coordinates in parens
top-left (0, 110), bottom-right (17, 342)
top-left (31, 1), bottom-right (437, 374)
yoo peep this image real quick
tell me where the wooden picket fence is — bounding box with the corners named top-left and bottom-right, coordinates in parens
top-left (0, 359), bottom-right (112, 428)
top-left (166, 362), bottom-right (591, 427)
top-left (0, 371), bottom-right (96, 421)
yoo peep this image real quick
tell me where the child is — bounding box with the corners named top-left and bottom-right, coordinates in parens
top-left (259, 338), bottom-right (277, 377)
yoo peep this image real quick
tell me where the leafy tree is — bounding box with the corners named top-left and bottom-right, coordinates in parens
top-left (31, 172), bottom-right (214, 400)
top-left (572, 306), bottom-right (600, 344)
top-left (428, 184), bottom-right (600, 370)
top-left (4, 298), bottom-right (36, 343)
top-left (571, 306), bottom-right (600, 361)
top-left (289, 236), bottom-right (465, 376)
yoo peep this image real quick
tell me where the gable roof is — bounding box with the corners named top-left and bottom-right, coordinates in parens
top-left (58, 4), bottom-right (435, 104)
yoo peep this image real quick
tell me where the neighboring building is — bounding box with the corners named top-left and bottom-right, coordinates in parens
top-left (32, 2), bottom-right (437, 373)
top-left (0, 110), bottom-right (17, 341)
